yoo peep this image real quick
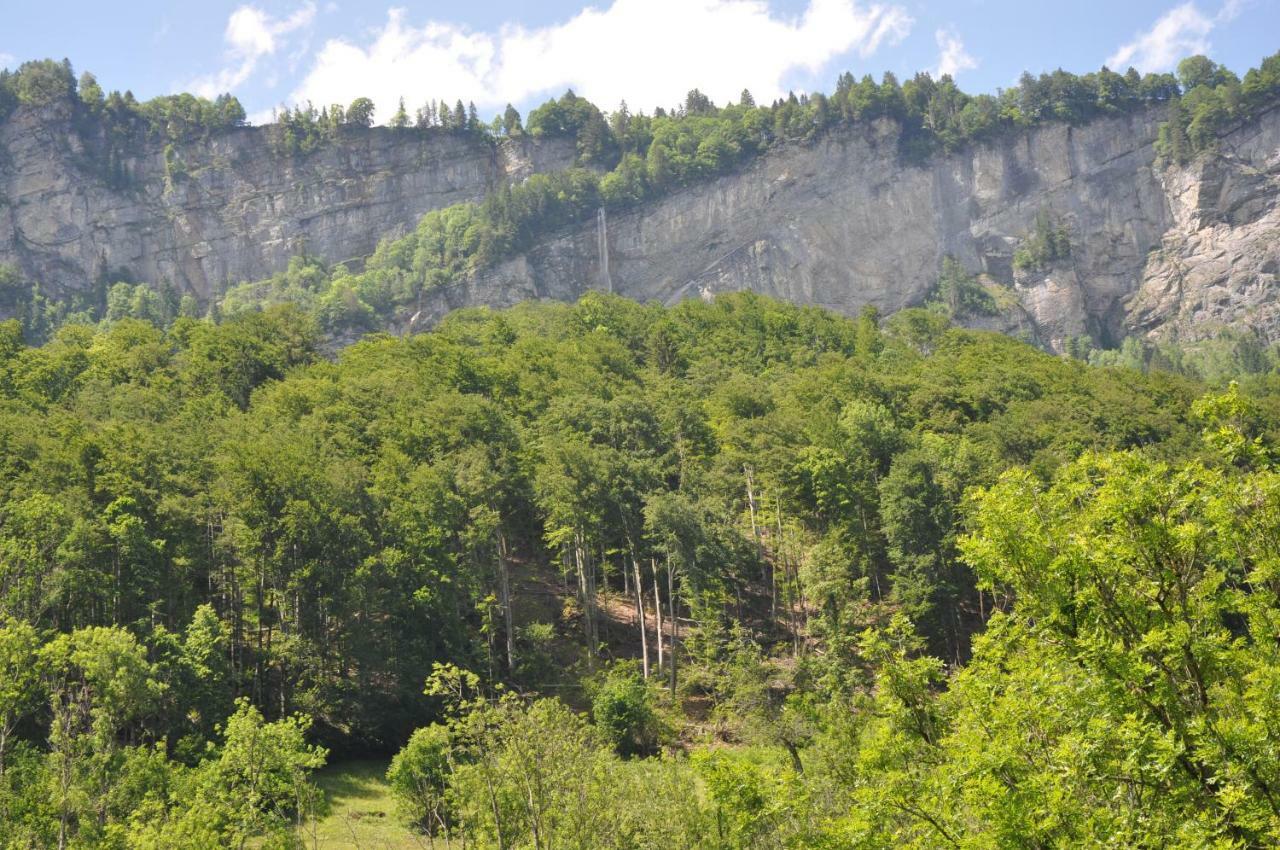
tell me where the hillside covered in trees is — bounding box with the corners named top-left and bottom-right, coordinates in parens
top-left (4, 32), bottom-right (1280, 847)
top-left (4, 291), bottom-right (1280, 846)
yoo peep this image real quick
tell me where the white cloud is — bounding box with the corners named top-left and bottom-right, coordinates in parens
top-left (932, 27), bottom-right (976, 79)
top-left (188, 2), bottom-right (317, 97)
top-left (1216, 0), bottom-right (1245, 23)
top-left (0, 53), bottom-right (15, 69)
top-left (287, 0), bottom-right (912, 123)
top-left (1105, 2), bottom-right (1215, 73)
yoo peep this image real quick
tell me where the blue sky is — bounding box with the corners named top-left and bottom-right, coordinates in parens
top-left (2, 1), bottom-right (1276, 124)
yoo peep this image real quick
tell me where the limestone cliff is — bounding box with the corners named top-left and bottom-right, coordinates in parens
top-left (408, 105), bottom-right (1280, 352)
top-left (3, 96), bottom-right (1278, 350)
top-left (0, 100), bottom-right (574, 301)
top-left (1126, 104), bottom-right (1280, 343)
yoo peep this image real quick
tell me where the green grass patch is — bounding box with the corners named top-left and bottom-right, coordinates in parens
top-left (299, 759), bottom-right (426, 849)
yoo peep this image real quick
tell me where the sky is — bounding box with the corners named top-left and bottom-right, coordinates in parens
top-left (1, 0), bottom-right (1277, 125)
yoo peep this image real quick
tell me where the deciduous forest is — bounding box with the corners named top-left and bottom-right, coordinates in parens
top-left (2, 291), bottom-right (1280, 846)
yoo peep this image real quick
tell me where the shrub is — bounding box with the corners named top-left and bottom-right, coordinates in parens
top-left (591, 662), bottom-right (661, 758)
top-left (386, 723), bottom-right (454, 831)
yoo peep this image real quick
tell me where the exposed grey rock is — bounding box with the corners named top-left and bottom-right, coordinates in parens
top-left (421, 110), bottom-right (1177, 350)
top-left (426, 105), bottom-right (1279, 351)
top-left (3, 97), bottom-right (1279, 350)
top-left (1126, 104), bottom-right (1280, 343)
top-left (0, 101), bottom-right (574, 301)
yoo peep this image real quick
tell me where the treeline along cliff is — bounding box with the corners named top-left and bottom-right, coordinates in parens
top-left (1, 53), bottom-right (1279, 353)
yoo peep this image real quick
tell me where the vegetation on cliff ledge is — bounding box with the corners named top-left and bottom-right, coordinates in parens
top-left (4, 49), bottom-right (1279, 343)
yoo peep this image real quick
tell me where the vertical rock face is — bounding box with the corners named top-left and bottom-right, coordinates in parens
top-left (1126, 104), bottom-right (1280, 342)
top-left (418, 109), bottom-right (1182, 350)
top-left (413, 107), bottom-right (1280, 351)
top-left (0, 102), bottom-right (575, 300)
top-left (3, 96), bottom-right (1279, 349)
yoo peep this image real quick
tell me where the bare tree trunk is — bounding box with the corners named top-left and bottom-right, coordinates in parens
top-left (574, 533), bottom-right (596, 670)
top-left (631, 553), bottom-right (649, 679)
top-left (667, 555), bottom-right (678, 693)
top-left (497, 530), bottom-right (515, 673)
top-left (859, 504), bottom-right (882, 600)
top-left (484, 766), bottom-right (508, 850)
top-left (770, 540), bottom-right (778, 625)
top-left (784, 740), bottom-right (804, 775)
top-left (777, 499), bottom-right (801, 654)
top-left (745, 466), bottom-right (765, 578)
top-left (588, 547), bottom-right (600, 656)
top-left (485, 602), bottom-right (496, 682)
top-left (796, 558), bottom-right (809, 641)
top-left (652, 561), bottom-right (664, 673)
top-left (256, 568), bottom-right (266, 705)
top-left (597, 544), bottom-right (608, 646)
top-left (574, 539), bottom-right (589, 667)
top-left (951, 594), bottom-right (963, 667)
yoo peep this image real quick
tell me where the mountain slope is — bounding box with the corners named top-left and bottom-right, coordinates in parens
top-left (2, 95), bottom-right (1278, 350)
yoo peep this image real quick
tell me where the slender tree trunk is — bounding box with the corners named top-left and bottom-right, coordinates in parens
top-left (771, 546), bottom-right (778, 625)
top-left (256, 567), bottom-right (266, 704)
top-left (745, 466), bottom-right (765, 578)
top-left (790, 561), bottom-right (802, 655)
top-left (0, 724), bottom-right (9, 823)
top-left (485, 596), bottom-right (496, 682)
top-left (484, 764), bottom-right (507, 850)
top-left (574, 542), bottom-right (589, 660)
top-left (497, 530), bottom-right (515, 672)
top-left (777, 499), bottom-right (801, 654)
top-left (52, 703), bottom-right (74, 850)
top-left (596, 544), bottom-right (608, 646)
top-left (588, 547), bottom-right (600, 655)
top-left (632, 553), bottom-right (649, 679)
top-left (574, 534), bottom-right (596, 670)
top-left (951, 595), bottom-right (963, 667)
top-left (784, 740), bottom-right (804, 775)
top-left (796, 558), bottom-right (809, 641)
top-left (667, 555), bottom-right (678, 693)
top-left (652, 561), bottom-right (664, 672)
top-left (858, 504), bottom-right (882, 600)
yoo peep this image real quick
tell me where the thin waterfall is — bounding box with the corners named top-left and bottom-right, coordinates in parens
top-left (597, 207), bottom-right (613, 293)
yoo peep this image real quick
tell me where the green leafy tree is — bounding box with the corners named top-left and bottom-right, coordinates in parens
top-left (386, 724), bottom-right (454, 831)
top-left (590, 662), bottom-right (661, 757)
top-left (41, 626), bottom-right (162, 849)
top-left (198, 698), bottom-right (327, 845)
top-left (502, 103), bottom-right (522, 135)
top-left (345, 96), bottom-right (375, 127)
top-left (390, 96), bottom-right (409, 128)
top-left (0, 618), bottom-right (42, 799)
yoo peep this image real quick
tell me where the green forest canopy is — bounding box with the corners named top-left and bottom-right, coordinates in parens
top-left (4, 292), bottom-right (1280, 844)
